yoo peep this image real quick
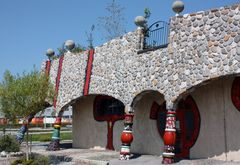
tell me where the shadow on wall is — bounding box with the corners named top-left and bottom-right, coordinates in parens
top-left (186, 76), bottom-right (240, 161)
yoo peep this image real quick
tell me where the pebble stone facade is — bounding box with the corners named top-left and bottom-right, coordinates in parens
top-left (44, 3), bottom-right (240, 113)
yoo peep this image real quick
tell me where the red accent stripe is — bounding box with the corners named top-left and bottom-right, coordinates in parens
top-left (53, 55), bottom-right (64, 109)
top-left (84, 49), bottom-right (94, 96)
top-left (45, 60), bottom-right (51, 76)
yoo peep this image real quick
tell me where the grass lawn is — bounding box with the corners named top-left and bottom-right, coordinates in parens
top-left (27, 132), bottom-right (72, 142)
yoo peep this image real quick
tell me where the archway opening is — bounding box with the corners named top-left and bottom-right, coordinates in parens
top-left (71, 95), bottom-right (124, 151)
top-left (93, 95), bottom-right (125, 150)
top-left (131, 90), bottom-right (165, 155)
top-left (180, 75), bottom-right (240, 161)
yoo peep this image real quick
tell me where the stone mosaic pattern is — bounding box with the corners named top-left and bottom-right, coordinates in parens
top-left (45, 52), bottom-right (88, 112)
top-left (167, 3), bottom-right (240, 106)
top-left (41, 58), bottom-right (59, 88)
top-left (89, 31), bottom-right (141, 105)
top-left (46, 3), bottom-right (240, 112)
top-left (49, 59), bottom-right (59, 87)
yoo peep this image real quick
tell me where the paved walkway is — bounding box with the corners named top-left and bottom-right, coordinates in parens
top-left (110, 157), bottom-right (240, 165)
top-left (31, 141), bottom-right (240, 165)
top-left (1, 141), bottom-right (240, 165)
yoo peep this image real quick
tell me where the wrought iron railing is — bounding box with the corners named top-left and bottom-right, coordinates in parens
top-left (143, 21), bottom-right (169, 50)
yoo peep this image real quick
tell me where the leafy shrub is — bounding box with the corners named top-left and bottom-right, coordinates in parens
top-left (22, 159), bottom-right (34, 165)
top-left (11, 155), bottom-right (49, 165)
top-left (0, 134), bottom-right (20, 152)
top-left (10, 159), bottom-right (22, 165)
top-left (31, 155), bottom-right (49, 165)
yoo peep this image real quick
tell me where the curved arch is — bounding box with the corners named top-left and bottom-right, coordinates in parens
top-left (176, 73), bottom-right (240, 103)
top-left (58, 93), bottom-right (126, 116)
top-left (131, 90), bottom-right (165, 108)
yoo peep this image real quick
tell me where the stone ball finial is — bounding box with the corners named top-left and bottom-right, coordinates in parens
top-left (134, 16), bottom-right (146, 28)
top-left (64, 40), bottom-right (75, 51)
top-left (46, 48), bottom-right (55, 59)
top-left (172, 0), bottom-right (184, 14)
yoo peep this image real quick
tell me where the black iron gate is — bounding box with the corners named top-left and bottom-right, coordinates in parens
top-left (143, 21), bottom-right (169, 50)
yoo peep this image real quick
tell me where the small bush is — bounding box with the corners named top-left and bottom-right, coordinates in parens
top-left (22, 159), bottom-right (34, 165)
top-left (0, 134), bottom-right (20, 152)
top-left (11, 155), bottom-right (49, 165)
top-left (10, 159), bottom-right (22, 165)
top-left (31, 155), bottom-right (49, 165)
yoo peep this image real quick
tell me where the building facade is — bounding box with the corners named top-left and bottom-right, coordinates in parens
top-left (44, 3), bottom-right (240, 163)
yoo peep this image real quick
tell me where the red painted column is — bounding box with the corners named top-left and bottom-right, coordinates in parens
top-left (162, 110), bottom-right (176, 164)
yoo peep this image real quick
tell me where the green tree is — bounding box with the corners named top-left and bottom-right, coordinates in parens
top-left (144, 8), bottom-right (151, 20)
top-left (0, 69), bottom-right (54, 121)
top-left (0, 68), bottom-right (55, 160)
top-left (98, 0), bottom-right (126, 41)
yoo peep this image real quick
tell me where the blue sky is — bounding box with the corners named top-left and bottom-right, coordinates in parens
top-left (0, 0), bottom-right (239, 80)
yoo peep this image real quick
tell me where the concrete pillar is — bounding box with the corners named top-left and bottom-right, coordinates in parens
top-left (120, 105), bottom-right (134, 160)
top-left (162, 102), bottom-right (176, 164)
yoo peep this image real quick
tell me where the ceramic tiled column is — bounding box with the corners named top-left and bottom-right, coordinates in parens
top-left (120, 105), bottom-right (134, 160)
top-left (46, 117), bottom-right (61, 151)
top-left (162, 108), bottom-right (176, 164)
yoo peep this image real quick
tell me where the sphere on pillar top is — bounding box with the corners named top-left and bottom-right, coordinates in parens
top-left (172, 0), bottom-right (184, 15)
top-left (46, 48), bottom-right (55, 59)
top-left (64, 40), bottom-right (75, 51)
top-left (134, 16), bottom-right (146, 28)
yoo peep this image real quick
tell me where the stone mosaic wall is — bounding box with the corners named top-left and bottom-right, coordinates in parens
top-left (44, 52), bottom-right (89, 111)
top-left (49, 59), bottom-right (59, 87)
top-left (168, 3), bottom-right (240, 106)
top-left (46, 3), bottom-right (240, 112)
